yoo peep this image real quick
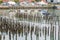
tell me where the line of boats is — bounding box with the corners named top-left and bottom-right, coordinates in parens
top-left (0, 1), bottom-right (48, 7)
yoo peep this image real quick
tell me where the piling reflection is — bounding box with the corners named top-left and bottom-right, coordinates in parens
top-left (0, 9), bottom-right (59, 40)
top-left (0, 23), bottom-right (58, 40)
top-left (0, 16), bottom-right (59, 40)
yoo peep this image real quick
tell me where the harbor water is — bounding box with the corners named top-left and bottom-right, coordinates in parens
top-left (0, 9), bottom-right (60, 40)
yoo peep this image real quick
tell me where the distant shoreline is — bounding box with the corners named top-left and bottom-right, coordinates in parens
top-left (0, 6), bottom-right (53, 9)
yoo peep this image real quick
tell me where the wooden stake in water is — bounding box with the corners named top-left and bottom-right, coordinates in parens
top-left (12, 33), bottom-right (14, 40)
top-left (45, 27), bottom-right (47, 40)
top-left (25, 31), bottom-right (27, 40)
top-left (48, 27), bottom-right (50, 40)
top-left (25, 9), bottom-right (29, 40)
top-left (29, 22), bottom-right (31, 40)
top-left (39, 25), bottom-right (41, 40)
top-left (54, 26), bottom-right (56, 40)
top-left (36, 27), bottom-right (39, 40)
top-left (41, 25), bottom-right (44, 40)
top-left (54, 19), bottom-right (56, 40)
top-left (16, 30), bottom-right (17, 40)
top-left (30, 22), bottom-right (32, 40)
top-left (33, 12), bottom-right (35, 33)
top-left (31, 30), bottom-right (32, 40)
top-left (22, 9), bottom-right (25, 37)
top-left (9, 31), bottom-right (11, 40)
top-left (27, 10), bottom-right (29, 34)
top-left (0, 35), bottom-right (1, 40)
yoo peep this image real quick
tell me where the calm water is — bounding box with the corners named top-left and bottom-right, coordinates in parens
top-left (0, 18), bottom-right (59, 40)
top-left (0, 28), bottom-right (54, 40)
top-left (0, 9), bottom-right (60, 40)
